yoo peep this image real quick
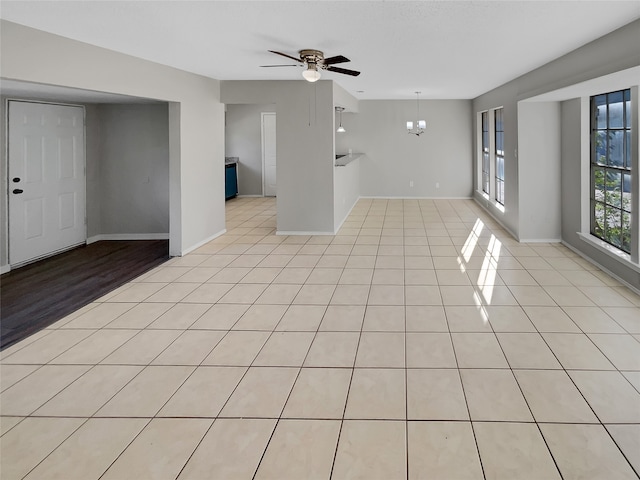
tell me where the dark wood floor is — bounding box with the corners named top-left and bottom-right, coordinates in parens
top-left (0, 240), bottom-right (169, 350)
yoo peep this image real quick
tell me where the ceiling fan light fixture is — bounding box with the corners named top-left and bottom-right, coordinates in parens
top-left (302, 63), bottom-right (321, 82)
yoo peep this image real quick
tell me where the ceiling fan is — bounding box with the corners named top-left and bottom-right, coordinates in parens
top-left (261, 49), bottom-right (361, 82)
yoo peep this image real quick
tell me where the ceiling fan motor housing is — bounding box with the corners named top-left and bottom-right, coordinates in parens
top-left (299, 49), bottom-right (325, 65)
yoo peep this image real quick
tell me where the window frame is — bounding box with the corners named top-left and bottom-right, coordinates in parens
top-left (481, 111), bottom-right (490, 195)
top-left (590, 89), bottom-right (632, 254)
top-left (494, 107), bottom-right (505, 205)
top-left (477, 107), bottom-right (504, 208)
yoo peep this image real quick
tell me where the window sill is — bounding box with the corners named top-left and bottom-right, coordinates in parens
top-left (576, 232), bottom-right (640, 274)
top-left (476, 191), bottom-right (505, 213)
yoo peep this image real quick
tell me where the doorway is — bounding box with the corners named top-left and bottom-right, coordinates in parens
top-left (261, 112), bottom-right (277, 197)
top-left (8, 101), bottom-right (86, 266)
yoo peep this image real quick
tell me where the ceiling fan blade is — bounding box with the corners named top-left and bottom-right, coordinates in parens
top-left (268, 50), bottom-right (303, 63)
top-left (326, 66), bottom-right (361, 77)
top-left (260, 64), bottom-right (302, 67)
top-left (323, 55), bottom-right (350, 65)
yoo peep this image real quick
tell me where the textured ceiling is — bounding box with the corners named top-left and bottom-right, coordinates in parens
top-left (1, 1), bottom-right (639, 99)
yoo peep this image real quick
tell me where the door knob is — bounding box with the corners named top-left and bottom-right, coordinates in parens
top-left (12, 189), bottom-right (24, 194)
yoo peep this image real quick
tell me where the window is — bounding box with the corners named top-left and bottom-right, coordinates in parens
top-left (478, 107), bottom-right (504, 206)
top-left (591, 89), bottom-right (632, 253)
top-left (494, 108), bottom-right (505, 205)
top-left (481, 111), bottom-right (490, 195)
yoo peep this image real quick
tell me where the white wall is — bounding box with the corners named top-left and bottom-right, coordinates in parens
top-left (335, 110), bottom-right (353, 154)
top-left (334, 159), bottom-right (361, 231)
top-left (96, 104), bottom-right (170, 237)
top-left (221, 80), bottom-right (335, 234)
top-left (1, 97), bottom-right (100, 268)
top-left (334, 82), bottom-right (359, 112)
top-left (473, 84), bottom-right (519, 236)
top-left (560, 98), bottom-right (584, 245)
top-left (517, 102), bottom-right (561, 241)
top-left (225, 104), bottom-right (276, 196)
top-left (472, 19), bottom-right (640, 289)
top-left (560, 94), bottom-right (640, 289)
top-left (0, 20), bottom-right (225, 263)
top-left (473, 19), bottom-right (640, 239)
top-left (2, 98), bottom-right (171, 256)
top-left (343, 100), bottom-right (473, 198)
top-left (84, 104), bottom-right (101, 238)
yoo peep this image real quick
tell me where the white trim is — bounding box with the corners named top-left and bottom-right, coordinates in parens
top-left (10, 241), bottom-right (85, 269)
top-left (518, 238), bottom-right (562, 243)
top-left (261, 112), bottom-right (276, 197)
top-left (334, 195), bottom-right (361, 234)
top-left (631, 85), bottom-right (639, 264)
top-left (359, 196), bottom-right (473, 200)
top-left (563, 239), bottom-right (640, 295)
top-left (489, 109), bottom-right (497, 204)
top-left (474, 190), bottom-right (505, 212)
top-left (579, 96), bottom-right (591, 238)
top-left (476, 190), bottom-right (490, 201)
top-left (476, 111), bottom-right (484, 194)
top-left (576, 232), bottom-right (640, 274)
top-left (472, 196), bottom-right (519, 240)
top-left (87, 233), bottom-right (169, 244)
top-left (0, 264), bottom-right (11, 275)
top-left (7, 100), bottom-right (87, 265)
top-left (237, 194), bottom-right (263, 198)
top-left (181, 229), bottom-right (226, 256)
top-left (261, 112), bottom-right (266, 197)
top-left (3, 99), bottom-right (8, 274)
top-left (276, 230), bottom-right (336, 236)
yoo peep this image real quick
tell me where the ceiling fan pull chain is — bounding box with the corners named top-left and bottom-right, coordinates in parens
top-left (308, 87), bottom-right (312, 126)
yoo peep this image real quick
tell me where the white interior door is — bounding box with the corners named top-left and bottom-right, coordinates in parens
top-left (262, 112), bottom-right (277, 197)
top-left (8, 101), bottom-right (86, 266)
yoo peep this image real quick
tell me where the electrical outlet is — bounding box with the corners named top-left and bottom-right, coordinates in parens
top-left (436, 182), bottom-right (440, 189)
top-left (409, 180), bottom-right (414, 188)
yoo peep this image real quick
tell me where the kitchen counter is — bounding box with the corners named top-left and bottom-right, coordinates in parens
top-left (335, 153), bottom-right (364, 167)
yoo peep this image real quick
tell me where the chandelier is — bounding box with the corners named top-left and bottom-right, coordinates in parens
top-left (407, 91), bottom-right (426, 136)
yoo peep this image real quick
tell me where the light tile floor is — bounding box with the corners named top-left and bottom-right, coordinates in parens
top-left (1, 197), bottom-right (640, 479)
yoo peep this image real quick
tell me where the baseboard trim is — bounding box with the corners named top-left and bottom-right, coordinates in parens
top-left (518, 238), bottom-right (562, 243)
top-left (276, 230), bottom-right (336, 236)
top-left (237, 195), bottom-right (264, 198)
top-left (181, 229), bottom-right (227, 256)
top-left (87, 233), bottom-right (169, 244)
top-left (359, 196), bottom-right (473, 200)
top-left (472, 197), bottom-right (519, 241)
top-left (334, 196), bottom-right (361, 234)
top-left (0, 264), bottom-right (11, 275)
top-left (561, 240), bottom-right (640, 295)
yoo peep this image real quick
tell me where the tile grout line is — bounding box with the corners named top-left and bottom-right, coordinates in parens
top-left (3, 197), bottom-right (639, 478)
top-left (328, 198), bottom-right (375, 480)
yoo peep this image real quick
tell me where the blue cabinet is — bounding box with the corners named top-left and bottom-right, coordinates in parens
top-left (225, 162), bottom-right (238, 200)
